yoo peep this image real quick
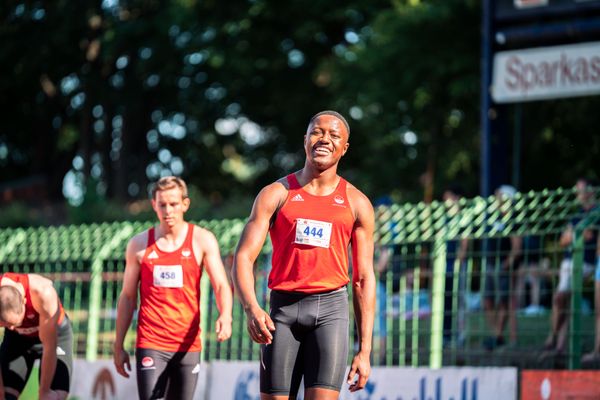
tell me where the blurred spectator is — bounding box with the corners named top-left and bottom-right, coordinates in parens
top-left (369, 201), bottom-right (397, 363)
top-left (374, 243), bottom-right (394, 362)
top-left (543, 178), bottom-right (598, 355)
top-left (402, 244), bottom-right (432, 320)
top-left (442, 186), bottom-right (469, 347)
top-left (582, 234), bottom-right (600, 364)
top-left (483, 185), bottom-right (522, 351)
top-left (515, 235), bottom-right (549, 316)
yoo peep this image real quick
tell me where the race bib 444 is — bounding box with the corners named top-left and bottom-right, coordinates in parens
top-left (295, 218), bottom-right (332, 248)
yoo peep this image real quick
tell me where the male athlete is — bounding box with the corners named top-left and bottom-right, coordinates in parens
top-left (233, 111), bottom-right (376, 399)
top-left (113, 176), bottom-right (233, 399)
top-left (0, 272), bottom-right (73, 400)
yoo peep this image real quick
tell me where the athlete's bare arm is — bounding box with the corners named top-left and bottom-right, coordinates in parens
top-left (27, 274), bottom-right (61, 400)
top-left (232, 181), bottom-right (286, 344)
top-left (194, 227), bottom-right (233, 342)
top-left (346, 185), bottom-right (376, 392)
top-left (29, 276), bottom-right (61, 398)
top-left (113, 232), bottom-right (145, 378)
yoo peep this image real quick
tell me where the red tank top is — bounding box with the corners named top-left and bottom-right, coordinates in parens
top-left (0, 273), bottom-right (65, 338)
top-left (268, 173), bottom-right (355, 293)
top-left (136, 223), bottom-right (203, 352)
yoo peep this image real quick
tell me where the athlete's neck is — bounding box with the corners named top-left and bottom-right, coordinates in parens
top-left (296, 167), bottom-right (340, 196)
top-left (155, 222), bottom-right (188, 250)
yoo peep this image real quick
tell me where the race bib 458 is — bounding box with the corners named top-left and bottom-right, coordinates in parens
top-left (153, 265), bottom-right (184, 288)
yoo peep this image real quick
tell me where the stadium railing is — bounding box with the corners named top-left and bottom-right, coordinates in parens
top-left (0, 186), bottom-right (598, 370)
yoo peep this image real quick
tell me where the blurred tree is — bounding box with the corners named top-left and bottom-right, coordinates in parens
top-left (0, 0), bottom-right (599, 224)
top-left (321, 0), bottom-right (482, 202)
top-left (0, 0), bottom-right (388, 210)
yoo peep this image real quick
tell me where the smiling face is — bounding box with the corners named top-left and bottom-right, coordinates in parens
top-left (304, 114), bottom-right (349, 171)
top-left (152, 187), bottom-right (190, 229)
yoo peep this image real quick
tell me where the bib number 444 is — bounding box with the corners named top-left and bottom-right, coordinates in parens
top-left (304, 226), bottom-right (323, 238)
top-left (295, 218), bottom-right (332, 248)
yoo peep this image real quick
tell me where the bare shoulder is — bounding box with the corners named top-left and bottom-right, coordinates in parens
top-left (27, 274), bottom-right (56, 299)
top-left (260, 178), bottom-right (289, 200)
top-left (346, 181), bottom-right (374, 215)
top-left (192, 224), bottom-right (218, 245)
top-left (27, 273), bottom-right (53, 290)
top-left (251, 178), bottom-right (290, 216)
top-left (191, 225), bottom-right (222, 264)
top-left (127, 230), bottom-right (149, 251)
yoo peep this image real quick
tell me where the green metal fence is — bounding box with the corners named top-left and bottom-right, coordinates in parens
top-left (0, 186), bottom-right (598, 370)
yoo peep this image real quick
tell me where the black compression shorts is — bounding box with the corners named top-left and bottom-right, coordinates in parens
top-left (260, 287), bottom-right (349, 396)
top-left (0, 316), bottom-right (73, 394)
top-left (135, 348), bottom-right (201, 400)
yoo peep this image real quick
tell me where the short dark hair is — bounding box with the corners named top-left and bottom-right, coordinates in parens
top-left (0, 286), bottom-right (24, 322)
top-left (308, 110), bottom-right (350, 136)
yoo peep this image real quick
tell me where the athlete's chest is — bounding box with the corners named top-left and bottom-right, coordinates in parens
top-left (277, 191), bottom-right (354, 233)
top-left (141, 246), bottom-right (200, 289)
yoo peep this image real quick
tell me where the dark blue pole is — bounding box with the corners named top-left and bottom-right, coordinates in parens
top-left (481, 0), bottom-right (493, 197)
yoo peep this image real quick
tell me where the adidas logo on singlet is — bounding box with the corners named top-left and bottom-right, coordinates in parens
top-left (148, 250), bottom-right (159, 259)
top-left (291, 194), bottom-right (304, 202)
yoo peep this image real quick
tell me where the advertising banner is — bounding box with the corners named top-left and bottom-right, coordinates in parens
top-left (207, 362), bottom-right (518, 400)
top-left (521, 370), bottom-right (600, 400)
top-left (492, 41), bottom-right (600, 103)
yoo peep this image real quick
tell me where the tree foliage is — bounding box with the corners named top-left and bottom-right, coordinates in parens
top-left (0, 0), bottom-right (599, 225)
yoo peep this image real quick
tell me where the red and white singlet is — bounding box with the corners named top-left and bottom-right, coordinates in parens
top-left (268, 173), bottom-right (355, 293)
top-left (136, 223), bottom-right (203, 352)
top-left (0, 272), bottom-right (65, 337)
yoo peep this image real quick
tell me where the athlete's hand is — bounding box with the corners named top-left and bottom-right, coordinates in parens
top-left (347, 351), bottom-right (371, 392)
top-left (215, 315), bottom-right (232, 342)
top-left (245, 306), bottom-right (275, 344)
top-left (113, 346), bottom-right (132, 378)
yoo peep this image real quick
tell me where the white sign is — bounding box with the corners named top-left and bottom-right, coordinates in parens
top-left (514, 0), bottom-right (548, 8)
top-left (207, 361), bottom-right (518, 400)
top-left (338, 367), bottom-right (518, 400)
top-left (492, 41), bottom-right (600, 103)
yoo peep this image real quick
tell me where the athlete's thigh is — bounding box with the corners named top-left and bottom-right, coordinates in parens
top-left (260, 319), bottom-right (303, 396)
top-left (165, 351), bottom-right (201, 400)
top-left (0, 331), bottom-right (37, 394)
top-left (260, 291), bottom-right (305, 396)
top-left (41, 318), bottom-right (74, 393)
top-left (135, 348), bottom-right (170, 400)
top-left (303, 293), bottom-right (349, 391)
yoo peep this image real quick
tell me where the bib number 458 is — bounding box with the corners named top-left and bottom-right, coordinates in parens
top-left (160, 271), bottom-right (176, 280)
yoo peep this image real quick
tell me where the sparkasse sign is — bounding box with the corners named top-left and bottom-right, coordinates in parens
top-left (492, 41), bottom-right (600, 103)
